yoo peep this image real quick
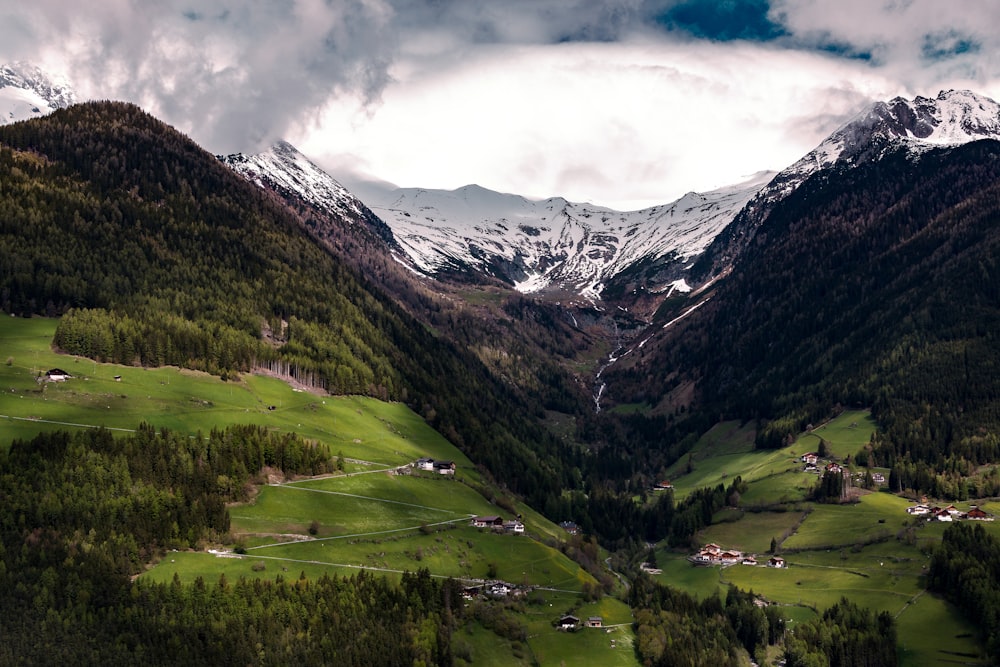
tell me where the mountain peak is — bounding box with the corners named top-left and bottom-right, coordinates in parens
top-left (0, 62), bottom-right (76, 125)
top-left (220, 141), bottom-right (371, 225)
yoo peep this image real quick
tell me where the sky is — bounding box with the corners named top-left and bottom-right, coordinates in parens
top-left (4, 0), bottom-right (1000, 209)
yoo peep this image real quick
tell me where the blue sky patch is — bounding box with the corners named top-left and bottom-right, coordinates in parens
top-left (656, 0), bottom-right (786, 42)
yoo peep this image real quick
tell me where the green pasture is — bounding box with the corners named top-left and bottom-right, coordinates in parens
top-left (665, 410), bottom-right (877, 503)
top-left (147, 524), bottom-right (593, 591)
top-left (456, 623), bottom-right (531, 667)
top-left (781, 493), bottom-right (911, 550)
top-left (0, 318), bottom-right (476, 473)
top-left (738, 472), bottom-right (816, 507)
top-left (663, 421), bottom-right (800, 502)
top-left (288, 473), bottom-right (499, 515)
top-left (142, 550), bottom-right (351, 585)
top-left (229, 483), bottom-right (466, 537)
top-left (650, 552), bottom-right (727, 599)
top-left (523, 593), bottom-right (639, 667)
top-left (896, 593), bottom-right (987, 667)
top-left (698, 510), bottom-right (808, 554)
top-left (800, 410), bottom-right (878, 459)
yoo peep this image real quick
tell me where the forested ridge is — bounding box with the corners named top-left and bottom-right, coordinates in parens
top-left (0, 101), bottom-right (582, 513)
top-left (607, 140), bottom-right (1000, 499)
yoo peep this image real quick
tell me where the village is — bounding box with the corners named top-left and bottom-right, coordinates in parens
top-left (689, 543), bottom-right (786, 569)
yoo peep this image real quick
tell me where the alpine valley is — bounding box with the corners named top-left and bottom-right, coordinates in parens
top-left (2, 64), bottom-right (1000, 667)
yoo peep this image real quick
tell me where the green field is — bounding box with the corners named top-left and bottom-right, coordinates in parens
top-left (781, 492), bottom-right (911, 550)
top-left (3, 317), bottom-right (991, 665)
top-left (698, 510), bottom-right (808, 554)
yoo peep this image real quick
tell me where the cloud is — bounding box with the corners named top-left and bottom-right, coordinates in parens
top-left (298, 38), bottom-right (899, 209)
top-left (1, 0), bottom-right (397, 153)
top-left (4, 1), bottom-right (1000, 209)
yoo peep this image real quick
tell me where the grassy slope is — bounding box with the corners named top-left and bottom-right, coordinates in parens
top-left (1, 316), bottom-right (635, 667)
top-left (653, 410), bottom-right (994, 666)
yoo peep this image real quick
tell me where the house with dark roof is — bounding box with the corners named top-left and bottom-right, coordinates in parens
top-left (433, 460), bottom-right (456, 475)
top-left (558, 615), bottom-right (579, 630)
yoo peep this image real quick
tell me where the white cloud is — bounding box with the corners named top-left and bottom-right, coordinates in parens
top-left (297, 38), bottom-right (898, 209)
top-left (5, 1), bottom-right (1000, 208)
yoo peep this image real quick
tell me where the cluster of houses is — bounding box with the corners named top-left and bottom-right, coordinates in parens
top-left (800, 452), bottom-right (886, 485)
top-left (461, 580), bottom-right (528, 600)
top-left (413, 457), bottom-right (456, 476)
top-left (690, 543), bottom-right (785, 569)
top-left (471, 515), bottom-right (525, 534)
top-left (905, 503), bottom-right (994, 522)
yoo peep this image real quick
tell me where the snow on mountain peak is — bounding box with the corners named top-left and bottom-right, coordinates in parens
top-left (220, 142), bottom-right (369, 223)
top-left (793, 89), bottom-right (1000, 180)
top-left (730, 89), bottom-right (1000, 245)
top-left (0, 62), bottom-right (76, 125)
top-left (365, 171), bottom-right (773, 301)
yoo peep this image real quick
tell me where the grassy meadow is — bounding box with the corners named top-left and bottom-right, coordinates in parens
top-left (3, 317), bottom-right (992, 665)
top-left (3, 318), bottom-right (640, 667)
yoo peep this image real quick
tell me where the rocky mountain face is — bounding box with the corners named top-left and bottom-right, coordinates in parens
top-left (218, 141), bottom-right (397, 246)
top-left (361, 174), bottom-right (773, 305)
top-left (696, 89), bottom-right (1000, 278)
top-left (0, 62), bottom-right (75, 125)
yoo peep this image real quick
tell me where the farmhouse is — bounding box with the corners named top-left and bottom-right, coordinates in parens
top-left (933, 508), bottom-right (953, 522)
top-left (690, 543), bottom-right (746, 566)
top-left (42, 368), bottom-right (72, 382)
top-left (653, 480), bottom-right (673, 491)
top-left (586, 616), bottom-right (603, 628)
top-left (801, 453), bottom-right (819, 465)
top-left (415, 458), bottom-right (434, 471)
top-left (503, 520), bottom-right (525, 534)
top-left (559, 520), bottom-right (579, 535)
top-left (488, 582), bottom-right (511, 597)
top-left (741, 555), bottom-right (758, 566)
top-left (871, 472), bottom-right (886, 484)
top-left (906, 504), bottom-right (931, 516)
top-left (471, 516), bottom-right (504, 529)
top-left (768, 556), bottom-right (786, 568)
top-left (558, 615), bottom-right (580, 630)
top-left (966, 506), bottom-right (995, 521)
top-left (433, 460), bottom-right (456, 475)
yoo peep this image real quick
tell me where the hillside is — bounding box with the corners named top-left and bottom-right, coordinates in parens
top-left (607, 139), bottom-right (1000, 497)
top-left (0, 101), bottom-right (583, 510)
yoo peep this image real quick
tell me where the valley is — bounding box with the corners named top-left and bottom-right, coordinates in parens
top-left (3, 316), bottom-right (996, 665)
top-left (2, 72), bottom-right (1000, 665)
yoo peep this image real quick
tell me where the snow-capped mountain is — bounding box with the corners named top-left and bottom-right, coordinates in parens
top-left (714, 90), bottom-right (1000, 266)
top-left (220, 141), bottom-right (376, 225)
top-left (365, 174), bottom-right (772, 301)
top-left (0, 62), bottom-right (75, 125)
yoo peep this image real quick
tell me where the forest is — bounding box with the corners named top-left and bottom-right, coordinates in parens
top-left (928, 523), bottom-right (1000, 659)
top-left (0, 426), bottom-right (462, 665)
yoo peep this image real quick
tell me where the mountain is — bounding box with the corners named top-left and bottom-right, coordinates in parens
top-left (697, 89), bottom-right (1000, 276)
top-left (0, 101), bottom-right (575, 508)
top-left (221, 139), bottom-right (772, 305)
top-left (0, 61), bottom-right (75, 125)
top-left (219, 141), bottom-right (396, 245)
top-left (604, 125), bottom-right (1000, 495)
top-left (363, 174), bottom-right (773, 303)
